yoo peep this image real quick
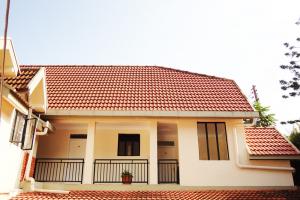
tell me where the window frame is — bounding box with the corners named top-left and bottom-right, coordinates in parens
top-left (9, 110), bottom-right (26, 145)
top-left (21, 117), bottom-right (37, 150)
top-left (197, 122), bottom-right (230, 160)
top-left (117, 134), bottom-right (140, 156)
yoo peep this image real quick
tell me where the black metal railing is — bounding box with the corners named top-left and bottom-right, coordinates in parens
top-left (34, 158), bottom-right (84, 183)
top-left (93, 159), bottom-right (149, 183)
top-left (158, 159), bottom-right (179, 184)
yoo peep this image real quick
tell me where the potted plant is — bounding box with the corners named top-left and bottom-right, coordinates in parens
top-left (121, 170), bottom-right (133, 184)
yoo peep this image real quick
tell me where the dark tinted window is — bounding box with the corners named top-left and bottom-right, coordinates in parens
top-left (118, 134), bottom-right (140, 156)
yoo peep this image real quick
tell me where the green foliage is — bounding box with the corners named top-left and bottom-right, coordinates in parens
top-left (288, 124), bottom-right (300, 186)
top-left (280, 19), bottom-right (300, 99)
top-left (121, 170), bottom-right (133, 177)
top-left (289, 125), bottom-right (300, 149)
top-left (253, 101), bottom-right (276, 127)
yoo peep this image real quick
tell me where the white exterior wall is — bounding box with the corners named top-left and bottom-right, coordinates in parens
top-left (0, 99), bottom-right (24, 193)
top-left (177, 119), bottom-right (293, 186)
top-left (37, 117), bottom-right (294, 187)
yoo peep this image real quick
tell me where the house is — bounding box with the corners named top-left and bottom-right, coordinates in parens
top-left (1, 40), bottom-right (300, 195)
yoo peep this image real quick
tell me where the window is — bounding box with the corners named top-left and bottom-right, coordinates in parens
top-left (197, 122), bottom-right (229, 160)
top-left (21, 118), bottom-right (37, 150)
top-left (10, 111), bottom-right (37, 150)
top-left (118, 134), bottom-right (140, 156)
top-left (10, 111), bottom-right (26, 144)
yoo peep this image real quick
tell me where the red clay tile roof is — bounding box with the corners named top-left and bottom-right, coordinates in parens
top-left (245, 127), bottom-right (300, 156)
top-left (11, 190), bottom-right (300, 200)
top-left (4, 68), bottom-right (39, 91)
top-left (20, 65), bottom-right (254, 112)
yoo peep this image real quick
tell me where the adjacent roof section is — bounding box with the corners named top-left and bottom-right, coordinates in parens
top-left (4, 67), bottom-right (39, 91)
top-left (245, 127), bottom-right (300, 159)
top-left (20, 65), bottom-right (254, 113)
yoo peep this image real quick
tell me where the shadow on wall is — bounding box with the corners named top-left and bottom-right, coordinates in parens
top-left (291, 161), bottom-right (300, 186)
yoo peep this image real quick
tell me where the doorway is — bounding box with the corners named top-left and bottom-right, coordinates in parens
top-left (68, 134), bottom-right (87, 158)
top-left (157, 123), bottom-right (179, 184)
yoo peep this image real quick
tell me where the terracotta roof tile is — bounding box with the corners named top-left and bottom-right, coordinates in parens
top-left (245, 127), bottom-right (300, 156)
top-left (4, 68), bottom-right (39, 91)
top-left (11, 190), bottom-right (300, 200)
top-left (20, 65), bottom-right (254, 112)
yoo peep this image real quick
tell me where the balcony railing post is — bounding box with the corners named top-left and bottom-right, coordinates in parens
top-left (147, 159), bottom-right (149, 184)
top-left (81, 160), bottom-right (85, 184)
top-left (33, 159), bottom-right (37, 181)
top-left (93, 159), bottom-right (96, 184)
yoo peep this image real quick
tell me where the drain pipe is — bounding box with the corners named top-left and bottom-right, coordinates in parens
top-left (244, 118), bottom-right (258, 127)
top-left (36, 121), bottom-right (51, 136)
top-left (234, 128), bottom-right (294, 171)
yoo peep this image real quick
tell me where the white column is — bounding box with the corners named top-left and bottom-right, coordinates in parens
top-left (149, 121), bottom-right (158, 184)
top-left (83, 121), bottom-right (95, 184)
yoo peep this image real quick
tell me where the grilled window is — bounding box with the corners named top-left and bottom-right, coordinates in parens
top-left (10, 111), bottom-right (26, 144)
top-left (70, 134), bottom-right (87, 139)
top-left (21, 118), bottom-right (37, 150)
top-left (10, 110), bottom-right (37, 150)
top-left (118, 134), bottom-right (140, 156)
top-left (197, 122), bottom-right (229, 160)
top-left (157, 141), bottom-right (175, 146)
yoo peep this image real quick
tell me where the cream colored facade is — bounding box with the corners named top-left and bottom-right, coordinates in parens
top-left (0, 99), bottom-right (24, 193)
top-left (0, 39), bottom-right (24, 193)
top-left (0, 39), bottom-right (51, 194)
top-left (36, 116), bottom-right (294, 186)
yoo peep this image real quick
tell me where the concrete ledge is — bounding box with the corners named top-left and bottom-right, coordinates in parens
top-left (38, 183), bottom-right (297, 191)
top-left (46, 110), bottom-right (259, 118)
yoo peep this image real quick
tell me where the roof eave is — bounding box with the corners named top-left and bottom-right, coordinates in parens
top-left (45, 109), bottom-right (259, 118)
top-left (249, 154), bottom-right (300, 160)
top-left (2, 84), bottom-right (28, 114)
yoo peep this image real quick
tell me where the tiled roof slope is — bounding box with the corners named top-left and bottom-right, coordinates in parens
top-left (4, 67), bottom-right (39, 91)
top-left (11, 190), bottom-right (300, 200)
top-left (20, 65), bottom-right (254, 111)
top-left (245, 127), bottom-right (300, 156)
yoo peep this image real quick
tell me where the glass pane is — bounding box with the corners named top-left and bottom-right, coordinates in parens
top-left (197, 123), bottom-right (208, 160)
top-left (126, 142), bottom-right (132, 156)
top-left (118, 141), bottom-right (126, 156)
top-left (132, 141), bottom-right (140, 156)
top-left (207, 123), bottom-right (218, 160)
top-left (22, 118), bottom-right (37, 150)
top-left (217, 123), bottom-right (229, 160)
top-left (11, 112), bottom-right (25, 143)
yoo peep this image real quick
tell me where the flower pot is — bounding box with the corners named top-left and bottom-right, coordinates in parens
top-left (122, 175), bottom-right (133, 184)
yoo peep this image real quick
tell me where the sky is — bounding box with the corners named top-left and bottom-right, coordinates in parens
top-left (1, 0), bottom-right (299, 134)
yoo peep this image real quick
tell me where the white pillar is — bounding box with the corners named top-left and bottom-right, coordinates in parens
top-left (149, 121), bottom-right (158, 184)
top-left (83, 121), bottom-right (95, 184)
